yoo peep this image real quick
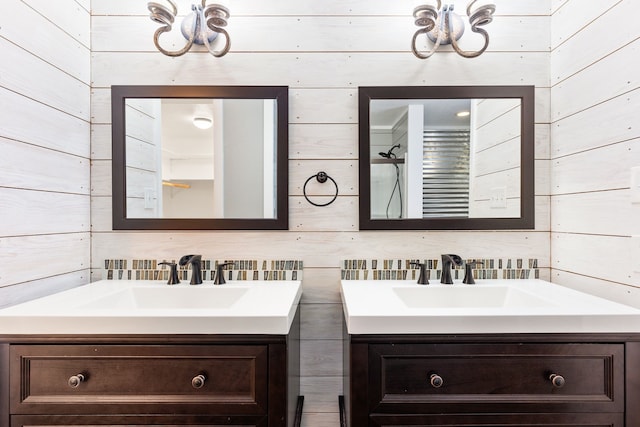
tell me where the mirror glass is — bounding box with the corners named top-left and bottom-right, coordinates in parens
top-left (359, 86), bottom-right (534, 230)
top-left (112, 86), bottom-right (289, 230)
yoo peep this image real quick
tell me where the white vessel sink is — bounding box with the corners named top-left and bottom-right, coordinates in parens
top-left (341, 279), bottom-right (640, 334)
top-left (0, 280), bottom-right (302, 335)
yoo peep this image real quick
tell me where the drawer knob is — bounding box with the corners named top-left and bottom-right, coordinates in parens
top-left (429, 373), bottom-right (444, 388)
top-left (549, 373), bottom-right (565, 388)
top-left (191, 374), bottom-right (207, 389)
top-left (68, 373), bottom-right (86, 388)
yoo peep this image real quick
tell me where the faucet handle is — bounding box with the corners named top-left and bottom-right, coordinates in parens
top-left (214, 262), bottom-right (233, 285)
top-left (462, 261), bottom-right (484, 285)
top-left (158, 261), bottom-right (180, 285)
top-left (410, 261), bottom-right (429, 285)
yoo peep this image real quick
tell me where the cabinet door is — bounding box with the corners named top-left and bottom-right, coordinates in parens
top-left (10, 344), bottom-right (268, 415)
top-left (370, 413), bottom-right (624, 426)
top-left (12, 415), bottom-right (268, 427)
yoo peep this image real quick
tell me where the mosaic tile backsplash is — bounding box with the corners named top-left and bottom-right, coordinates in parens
top-left (341, 258), bottom-right (539, 281)
top-left (103, 259), bottom-right (303, 282)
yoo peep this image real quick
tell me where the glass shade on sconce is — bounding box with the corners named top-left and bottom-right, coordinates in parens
top-left (148, 0), bottom-right (231, 57)
top-left (193, 117), bottom-right (213, 129)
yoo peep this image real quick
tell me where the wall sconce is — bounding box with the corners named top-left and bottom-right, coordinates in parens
top-left (147, 0), bottom-right (230, 57)
top-left (411, 0), bottom-right (495, 59)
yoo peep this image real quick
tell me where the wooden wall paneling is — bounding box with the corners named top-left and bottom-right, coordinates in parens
top-left (22, 0), bottom-right (91, 48)
top-left (91, 124), bottom-right (112, 159)
top-left (473, 140), bottom-right (520, 176)
top-left (0, 38), bottom-right (90, 121)
top-left (550, 0), bottom-right (620, 50)
top-left (0, 233), bottom-right (90, 287)
top-left (0, 138), bottom-right (90, 194)
top-left (300, 267), bottom-right (342, 304)
top-left (551, 139), bottom-right (638, 195)
top-left (290, 160), bottom-right (358, 196)
top-left (91, 88), bottom-right (111, 124)
top-left (551, 190), bottom-right (635, 236)
top-left (91, 52), bottom-right (550, 89)
top-left (552, 233), bottom-right (636, 286)
top-left (92, 15), bottom-right (551, 53)
top-left (550, 0), bottom-right (637, 83)
top-left (290, 124), bottom-right (358, 160)
top-left (300, 340), bottom-right (342, 377)
top-left (551, 89), bottom-right (640, 158)
top-left (0, 188), bottom-right (90, 236)
top-left (300, 376), bottom-right (343, 413)
top-left (91, 231), bottom-right (550, 271)
top-left (3, 0), bottom-right (90, 82)
top-left (552, 270), bottom-right (640, 308)
top-left (0, 270), bottom-right (89, 309)
top-left (301, 304), bottom-right (344, 340)
top-left (535, 124), bottom-right (551, 159)
top-left (0, 88), bottom-right (90, 157)
top-left (290, 196), bottom-right (357, 232)
top-left (90, 159), bottom-right (111, 197)
top-left (75, 0), bottom-right (89, 13)
top-left (301, 413), bottom-right (340, 427)
top-left (92, 0), bottom-right (552, 16)
top-left (535, 195), bottom-right (551, 232)
top-left (551, 0), bottom-right (570, 14)
top-left (550, 38), bottom-right (640, 120)
top-left (290, 89), bottom-right (356, 124)
top-left (89, 195), bottom-right (111, 233)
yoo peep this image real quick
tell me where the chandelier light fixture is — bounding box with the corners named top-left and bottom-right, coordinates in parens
top-left (411, 0), bottom-right (496, 59)
top-left (147, 0), bottom-right (231, 57)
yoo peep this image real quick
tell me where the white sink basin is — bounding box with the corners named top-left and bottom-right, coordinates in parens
top-left (0, 280), bottom-right (301, 335)
top-left (393, 285), bottom-right (555, 309)
top-left (77, 287), bottom-right (249, 310)
top-left (341, 279), bottom-right (640, 334)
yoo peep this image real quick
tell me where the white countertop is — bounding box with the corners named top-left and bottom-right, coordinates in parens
top-left (341, 279), bottom-right (640, 334)
top-left (0, 280), bottom-right (302, 335)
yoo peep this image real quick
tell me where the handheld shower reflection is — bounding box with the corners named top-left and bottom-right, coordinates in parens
top-left (379, 144), bottom-right (403, 219)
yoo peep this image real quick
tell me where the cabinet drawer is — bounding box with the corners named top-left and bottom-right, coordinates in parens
top-left (10, 344), bottom-right (268, 415)
top-left (11, 414), bottom-right (268, 426)
top-left (370, 413), bottom-right (624, 426)
top-left (369, 343), bottom-right (624, 413)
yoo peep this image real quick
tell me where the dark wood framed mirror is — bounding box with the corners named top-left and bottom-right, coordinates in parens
top-left (359, 85), bottom-right (535, 230)
top-left (112, 85), bottom-right (288, 230)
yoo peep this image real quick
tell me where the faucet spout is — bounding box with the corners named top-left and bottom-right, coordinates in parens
top-left (440, 254), bottom-right (463, 284)
top-left (179, 254), bottom-right (203, 285)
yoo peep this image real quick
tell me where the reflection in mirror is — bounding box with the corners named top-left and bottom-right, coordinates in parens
top-left (112, 86), bottom-right (288, 230)
top-left (359, 86), bottom-right (534, 230)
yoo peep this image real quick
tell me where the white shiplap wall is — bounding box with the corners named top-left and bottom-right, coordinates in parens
top-left (550, 0), bottom-right (640, 306)
top-left (0, 0), bottom-right (91, 306)
top-left (90, 1), bottom-right (551, 425)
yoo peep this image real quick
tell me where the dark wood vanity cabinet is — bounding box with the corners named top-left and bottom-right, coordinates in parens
top-left (344, 334), bottom-right (640, 427)
top-left (0, 316), bottom-right (300, 427)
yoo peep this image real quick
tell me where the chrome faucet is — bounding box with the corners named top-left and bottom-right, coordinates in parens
top-left (179, 254), bottom-right (203, 285)
top-left (440, 254), bottom-right (463, 284)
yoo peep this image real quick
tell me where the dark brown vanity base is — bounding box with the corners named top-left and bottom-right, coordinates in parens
top-left (343, 332), bottom-right (640, 426)
top-left (0, 310), bottom-right (300, 427)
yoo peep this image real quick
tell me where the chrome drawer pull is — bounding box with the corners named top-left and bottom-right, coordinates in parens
top-left (191, 374), bottom-right (207, 389)
top-left (429, 373), bottom-right (444, 388)
top-left (549, 373), bottom-right (565, 388)
top-left (68, 373), bottom-right (86, 388)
